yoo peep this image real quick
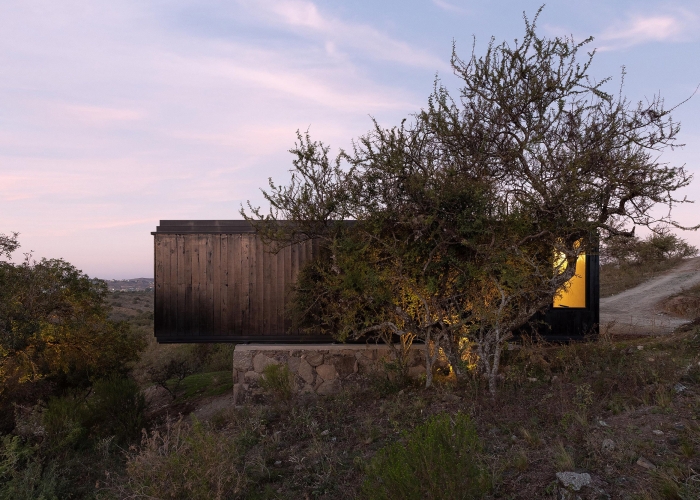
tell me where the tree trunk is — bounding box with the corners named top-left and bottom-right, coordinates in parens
top-left (423, 341), bottom-right (437, 388)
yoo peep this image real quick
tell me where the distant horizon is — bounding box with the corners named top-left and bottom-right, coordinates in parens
top-left (3, 0), bottom-right (699, 279)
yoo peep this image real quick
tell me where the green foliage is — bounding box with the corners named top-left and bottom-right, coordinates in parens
top-left (0, 435), bottom-right (65, 500)
top-left (0, 243), bottom-right (145, 431)
top-left (86, 376), bottom-right (146, 445)
top-left (259, 363), bottom-right (294, 401)
top-left (42, 376), bottom-right (146, 450)
top-left (124, 417), bottom-right (246, 500)
top-left (244, 8), bottom-right (694, 393)
top-left (171, 371), bottom-right (233, 401)
top-left (361, 412), bottom-right (490, 500)
top-left (602, 225), bottom-right (697, 266)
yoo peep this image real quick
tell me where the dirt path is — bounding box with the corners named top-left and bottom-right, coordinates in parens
top-left (600, 256), bottom-right (700, 335)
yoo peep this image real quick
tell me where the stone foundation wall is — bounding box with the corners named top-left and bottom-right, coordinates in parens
top-left (232, 344), bottom-right (427, 401)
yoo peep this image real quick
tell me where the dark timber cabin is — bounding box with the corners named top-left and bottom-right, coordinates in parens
top-left (152, 220), bottom-right (599, 343)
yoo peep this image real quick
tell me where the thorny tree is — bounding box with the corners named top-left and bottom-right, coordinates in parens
top-left (244, 10), bottom-right (696, 395)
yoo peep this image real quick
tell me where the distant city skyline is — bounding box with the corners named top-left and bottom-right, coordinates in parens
top-left (2, 0), bottom-right (699, 279)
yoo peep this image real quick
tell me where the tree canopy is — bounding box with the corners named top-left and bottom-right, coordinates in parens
top-left (0, 238), bottom-right (144, 430)
top-left (245, 10), bottom-right (695, 393)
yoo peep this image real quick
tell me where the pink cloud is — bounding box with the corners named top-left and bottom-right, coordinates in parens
top-left (598, 12), bottom-right (697, 50)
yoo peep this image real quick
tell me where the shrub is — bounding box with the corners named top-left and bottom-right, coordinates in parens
top-left (259, 363), bottom-right (294, 401)
top-left (123, 417), bottom-right (246, 500)
top-left (361, 412), bottom-right (490, 500)
top-left (85, 376), bottom-right (146, 444)
top-left (42, 395), bottom-right (88, 451)
top-left (41, 376), bottom-right (146, 450)
top-left (0, 435), bottom-right (65, 500)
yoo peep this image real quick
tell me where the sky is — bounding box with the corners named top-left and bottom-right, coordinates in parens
top-left (1, 0), bottom-right (699, 279)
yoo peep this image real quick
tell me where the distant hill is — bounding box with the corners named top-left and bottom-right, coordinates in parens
top-left (101, 278), bottom-right (154, 292)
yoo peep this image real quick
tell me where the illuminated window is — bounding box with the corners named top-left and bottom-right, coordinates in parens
top-left (553, 252), bottom-right (586, 308)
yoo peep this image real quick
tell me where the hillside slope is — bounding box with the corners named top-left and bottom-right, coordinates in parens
top-left (600, 256), bottom-right (700, 335)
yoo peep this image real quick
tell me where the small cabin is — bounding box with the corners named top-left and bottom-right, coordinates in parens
top-left (152, 220), bottom-right (599, 343)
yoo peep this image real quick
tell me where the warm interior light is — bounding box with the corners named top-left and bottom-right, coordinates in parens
top-left (553, 252), bottom-right (586, 308)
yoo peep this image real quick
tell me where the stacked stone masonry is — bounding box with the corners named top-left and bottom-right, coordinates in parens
top-left (232, 344), bottom-right (427, 401)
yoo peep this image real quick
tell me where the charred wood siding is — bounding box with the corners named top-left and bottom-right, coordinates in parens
top-left (153, 220), bottom-right (599, 343)
top-left (153, 221), bottom-right (321, 343)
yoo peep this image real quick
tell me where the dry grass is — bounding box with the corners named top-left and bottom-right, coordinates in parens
top-left (107, 326), bottom-right (700, 499)
top-left (600, 258), bottom-right (686, 297)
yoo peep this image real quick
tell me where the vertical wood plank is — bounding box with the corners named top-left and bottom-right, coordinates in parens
top-left (212, 234), bottom-right (221, 335)
top-left (163, 235), bottom-right (174, 334)
top-left (176, 235), bottom-right (186, 336)
top-left (154, 236), bottom-right (165, 336)
top-left (184, 235), bottom-right (193, 334)
top-left (202, 235), bottom-right (212, 336)
top-left (239, 234), bottom-right (250, 333)
top-left (276, 247), bottom-right (285, 334)
top-left (257, 236), bottom-right (266, 335)
top-left (283, 245), bottom-right (292, 332)
top-left (231, 234), bottom-right (241, 334)
top-left (220, 234), bottom-right (229, 336)
top-left (248, 235), bottom-right (258, 335)
top-left (263, 242), bottom-right (272, 335)
top-left (169, 235), bottom-right (178, 334)
top-left (192, 234), bottom-right (202, 336)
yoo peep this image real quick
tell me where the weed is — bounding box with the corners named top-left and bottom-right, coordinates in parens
top-left (361, 412), bottom-right (490, 500)
top-left (553, 441), bottom-right (575, 471)
top-left (519, 427), bottom-right (541, 448)
top-left (513, 449), bottom-right (529, 472)
top-left (123, 417), bottom-right (246, 500)
top-left (259, 364), bottom-right (294, 401)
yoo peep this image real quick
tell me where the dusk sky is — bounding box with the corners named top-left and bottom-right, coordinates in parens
top-left (2, 0), bottom-right (699, 279)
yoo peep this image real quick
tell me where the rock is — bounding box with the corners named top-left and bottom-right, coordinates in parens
top-left (361, 349), bottom-right (377, 359)
top-left (527, 377), bottom-right (538, 382)
top-left (232, 349), bottom-right (253, 371)
top-left (334, 355), bottom-right (356, 377)
top-left (316, 380), bottom-right (339, 395)
top-left (297, 359), bottom-right (314, 384)
top-left (305, 352), bottom-right (325, 366)
top-left (652, 429), bottom-right (663, 436)
top-left (407, 364), bottom-right (426, 379)
top-left (287, 356), bottom-right (301, 373)
top-left (244, 371), bottom-right (261, 383)
top-left (556, 471), bottom-right (592, 492)
top-left (601, 438), bottom-right (615, 454)
top-left (674, 383), bottom-right (687, 393)
top-left (636, 456), bottom-right (656, 470)
top-left (598, 420), bottom-right (609, 427)
top-left (253, 353), bottom-right (278, 373)
top-left (316, 364), bottom-right (338, 381)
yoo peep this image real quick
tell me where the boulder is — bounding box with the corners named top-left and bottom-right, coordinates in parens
top-left (556, 472), bottom-right (591, 492)
top-left (334, 355), bottom-right (357, 377)
top-left (305, 352), bottom-right (325, 367)
top-left (233, 349), bottom-right (253, 372)
top-left (316, 364), bottom-right (338, 381)
top-left (287, 356), bottom-right (301, 373)
top-left (316, 380), bottom-right (340, 395)
top-left (297, 359), bottom-right (315, 385)
top-left (253, 353), bottom-right (278, 373)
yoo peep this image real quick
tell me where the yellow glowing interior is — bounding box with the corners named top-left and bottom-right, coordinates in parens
top-left (553, 252), bottom-right (586, 308)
